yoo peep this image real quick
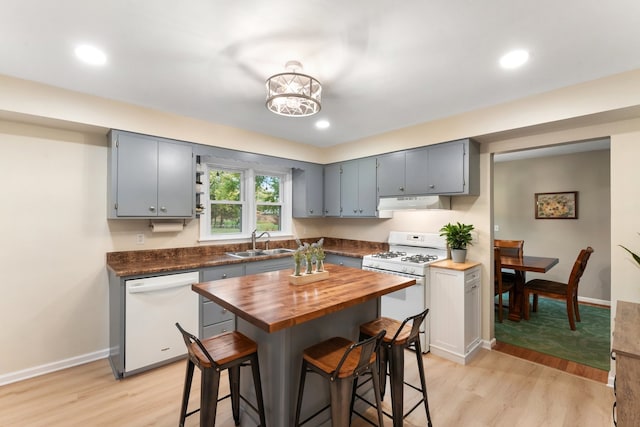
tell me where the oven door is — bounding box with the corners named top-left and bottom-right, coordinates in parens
top-left (363, 268), bottom-right (429, 352)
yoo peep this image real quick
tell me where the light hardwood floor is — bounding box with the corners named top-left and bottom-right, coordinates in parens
top-left (0, 348), bottom-right (614, 426)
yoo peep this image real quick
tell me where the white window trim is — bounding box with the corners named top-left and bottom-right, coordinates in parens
top-left (199, 159), bottom-right (292, 242)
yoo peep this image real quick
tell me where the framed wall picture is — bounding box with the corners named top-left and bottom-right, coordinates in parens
top-left (535, 191), bottom-right (578, 219)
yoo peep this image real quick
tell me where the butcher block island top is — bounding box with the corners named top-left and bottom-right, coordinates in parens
top-left (192, 263), bottom-right (415, 333)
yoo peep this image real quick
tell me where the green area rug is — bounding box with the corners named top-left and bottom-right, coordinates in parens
top-left (494, 297), bottom-right (611, 371)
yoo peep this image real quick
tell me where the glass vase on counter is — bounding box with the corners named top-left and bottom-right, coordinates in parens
top-left (294, 237), bottom-right (325, 275)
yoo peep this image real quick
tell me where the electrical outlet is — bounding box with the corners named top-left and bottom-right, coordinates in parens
top-left (494, 225), bottom-right (500, 232)
top-left (136, 233), bottom-right (145, 244)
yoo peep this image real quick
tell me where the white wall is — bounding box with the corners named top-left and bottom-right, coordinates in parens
top-left (611, 132), bottom-right (640, 318)
top-left (0, 122), bottom-right (111, 374)
top-left (494, 150), bottom-right (611, 302)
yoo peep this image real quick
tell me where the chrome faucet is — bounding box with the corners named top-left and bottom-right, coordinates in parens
top-left (251, 229), bottom-right (271, 251)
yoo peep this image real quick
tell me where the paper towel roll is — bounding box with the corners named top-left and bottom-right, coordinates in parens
top-left (150, 221), bottom-right (184, 233)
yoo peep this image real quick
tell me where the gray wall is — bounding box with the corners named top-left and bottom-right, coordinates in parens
top-left (493, 149), bottom-right (611, 302)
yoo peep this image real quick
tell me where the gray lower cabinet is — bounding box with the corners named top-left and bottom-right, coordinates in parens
top-left (107, 130), bottom-right (194, 218)
top-left (292, 163), bottom-right (324, 218)
top-left (325, 254), bottom-right (362, 268)
top-left (245, 257), bottom-right (293, 275)
top-left (200, 264), bottom-right (244, 339)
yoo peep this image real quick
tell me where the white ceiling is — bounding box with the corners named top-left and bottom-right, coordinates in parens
top-left (2, 1), bottom-right (640, 147)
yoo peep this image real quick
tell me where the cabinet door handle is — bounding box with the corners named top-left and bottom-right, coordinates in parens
top-left (399, 186), bottom-right (404, 192)
top-left (309, 209), bottom-right (314, 214)
top-left (353, 209), bottom-right (357, 213)
top-left (359, 209), bottom-right (363, 213)
top-left (149, 206), bottom-right (156, 212)
top-left (221, 308), bottom-right (228, 314)
top-left (429, 184), bottom-right (435, 189)
top-left (160, 206), bottom-right (167, 212)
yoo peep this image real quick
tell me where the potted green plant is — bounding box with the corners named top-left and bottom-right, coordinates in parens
top-left (439, 222), bottom-right (474, 263)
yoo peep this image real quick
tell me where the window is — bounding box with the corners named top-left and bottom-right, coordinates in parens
top-left (208, 168), bottom-right (243, 234)
top-left (255, 174), bottom-right (282, 232)
top-left (199, 159), bottom-right (292, 241)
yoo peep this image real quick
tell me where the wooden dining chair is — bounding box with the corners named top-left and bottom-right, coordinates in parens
top-left (494, 239), bottom-right (524, 278)
top-left (523, 246), bottom-right (594, 330)
top-left (494, 247), bottom-right (514, 322)
top-left (494, 239), bottom-right (524, 305)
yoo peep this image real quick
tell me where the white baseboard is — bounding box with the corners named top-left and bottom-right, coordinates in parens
top-left (0, 348), bottom-right (109, 386)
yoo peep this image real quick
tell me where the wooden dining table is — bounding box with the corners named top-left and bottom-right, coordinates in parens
top-left (500, 255), bottom-right (559, 321)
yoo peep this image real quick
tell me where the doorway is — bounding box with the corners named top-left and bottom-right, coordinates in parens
top-left (491, 139), bottom-right (611, 381)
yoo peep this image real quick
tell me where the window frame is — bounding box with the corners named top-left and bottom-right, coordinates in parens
top-left (199, 158), bottom-right (292, 242)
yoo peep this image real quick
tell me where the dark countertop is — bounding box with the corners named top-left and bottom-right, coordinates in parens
top-left (106, 237), bottom-right (387, 277)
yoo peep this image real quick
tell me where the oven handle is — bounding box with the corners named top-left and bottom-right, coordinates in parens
top-left (362, 266), bottom-right (426, 283)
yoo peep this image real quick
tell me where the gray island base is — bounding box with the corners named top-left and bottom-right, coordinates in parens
top-left (239, 300), bottom-right (378, 426)
top-left (192, 264), bottom-right (415, 426)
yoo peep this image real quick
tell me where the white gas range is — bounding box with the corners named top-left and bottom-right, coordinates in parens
top-left (362, 231), bottom-right (448, 352)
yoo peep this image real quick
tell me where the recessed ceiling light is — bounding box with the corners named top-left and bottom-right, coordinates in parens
top-left (499, 49), bottom-right (529, 69)
top-left (75, 44), bottom-right (107, 66)
top-left (315, 120), bottom-right (330, 129)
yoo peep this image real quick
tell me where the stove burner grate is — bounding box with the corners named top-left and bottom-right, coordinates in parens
top-left (371, 251), bottom-right (407, 259)
top-left (401, 254), bottom-right (440, 263)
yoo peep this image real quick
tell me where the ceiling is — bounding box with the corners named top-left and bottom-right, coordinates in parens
top-left (2, 1), bottom-right (640, 148)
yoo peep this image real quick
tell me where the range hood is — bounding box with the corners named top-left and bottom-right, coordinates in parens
top-left (378, 195), bottom-right (451, 211)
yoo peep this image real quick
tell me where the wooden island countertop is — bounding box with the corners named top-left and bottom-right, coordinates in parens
top-left (192, 263), bottom-right (415, 333)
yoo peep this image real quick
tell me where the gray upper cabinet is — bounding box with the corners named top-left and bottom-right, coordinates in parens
top-left (108, 130), bottom-right (194, 218)
top-left (341, 158), bottom-right (377, 217)
top-left (406, 141), bottom-right (465, 194)
top-left (376, 151), bottom-right (406, 197)
top-left (377, 138), bottom-right (479, 197)
top-left (292, 163), bottom-right (324, 218)
top-left (323, 163), bottom-right (341, 217)
top-left (404, 147), bottom-right (430, 195)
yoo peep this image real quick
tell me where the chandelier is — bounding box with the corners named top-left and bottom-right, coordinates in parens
top-left (265, 61), bottom-right (321, 117)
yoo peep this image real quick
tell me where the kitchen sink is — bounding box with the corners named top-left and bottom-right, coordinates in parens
top-left (226, 248), bottom-right (294, 258)
top-left (263, 248), bottom-right (295, 255)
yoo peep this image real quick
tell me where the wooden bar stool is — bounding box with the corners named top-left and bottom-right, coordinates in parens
top-left (175, 323), bottom-right (267, 427)
top-left (359, 308), bottom-right (433, 427)
top-left (294, 331), bottom-right (386, 427)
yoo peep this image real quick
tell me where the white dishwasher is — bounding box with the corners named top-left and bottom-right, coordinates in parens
top-left (125, 271), bottom-right (199, 374)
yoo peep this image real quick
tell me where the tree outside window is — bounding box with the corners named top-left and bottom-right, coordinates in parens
top-left (200, 160), bottom-right (291, 241)
top-left (255, 174), bottom-right (282, 232)
top-left (209, 169), bottom-right (243, 234)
